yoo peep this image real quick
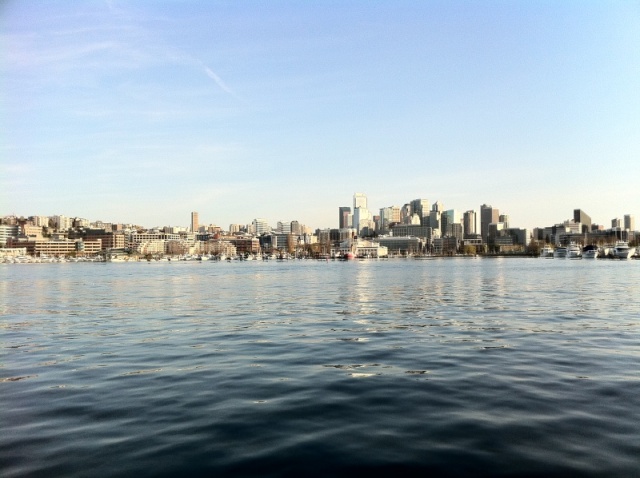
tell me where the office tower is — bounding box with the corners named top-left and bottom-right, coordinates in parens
top-left (463, 210), bottom-right (477, 236)
top-left (410, 199), bottom-right (430, 224)
top-left (277, 221), bottom-right (292, 234)
top-left (339, 207), bottom-right (351, 229)
top-left (480, 204), bottom-right (499, 242)
top-left (252, 218), bottom-right (270, 235)
top-left (352, 207), bottom-right (372, 234)
top-left (499, 214), bottom-right (509, 229)
top-left (574, 209), bottom-right (591, 229)
top-left (624, 214), bottom-right (635, 231)
top-left (443, 210), bottom-right (462, 236)
top-left (191, 212), bottom-right (199, 233)
top-left (400, 204), bottom-right (412, 224)
top-left (612, 218), bottom-right (622, 228)
top-left (574, 209), bottom-right (591, 233)
top-left (353, 192), bottom-right (367, 210)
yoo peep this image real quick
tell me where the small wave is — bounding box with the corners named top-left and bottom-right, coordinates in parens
top-left (121, 368), bottom-right (162, 376)
top-left (1, 375), bottom-right (38, 382)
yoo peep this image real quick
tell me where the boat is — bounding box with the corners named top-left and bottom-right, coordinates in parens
top-left (567, 242), bottom-right (582, 259)
top-left (553, 246), bottom-right (567, 259)
top-left (613, 241), bottom-right (635, 260)
top-left (582, 245), bottom-right (598, 259)
top-left (540, 246), bottom-right (554, 258)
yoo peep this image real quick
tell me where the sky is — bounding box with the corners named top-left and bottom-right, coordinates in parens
top-left (2, 1), bottom-right (639, 231)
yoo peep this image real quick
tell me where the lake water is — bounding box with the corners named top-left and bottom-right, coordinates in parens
top-left (2, 258), bottom-right (639, 477)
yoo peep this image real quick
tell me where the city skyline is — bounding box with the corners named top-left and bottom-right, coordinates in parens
top-left (2, 2), bottom-right (639, 231)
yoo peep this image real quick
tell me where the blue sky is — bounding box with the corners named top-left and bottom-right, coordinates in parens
top-left (2, 1), bottom-right (639, 231)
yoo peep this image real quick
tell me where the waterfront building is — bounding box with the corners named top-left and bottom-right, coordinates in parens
top-left (73, 229), bottom-right (125, 251)
top-left (227, 235), bottom-right (261, 254)
top-left (5, 237), bottom-right (101, 256)
top-left (205, 239), bottom-right (236, 256)
top-left (378, 236), bottom-right (423, 255)
top-left (480, 204), bottom-right (499, 244)
top-left (499, 214), bottom-right (509, 229)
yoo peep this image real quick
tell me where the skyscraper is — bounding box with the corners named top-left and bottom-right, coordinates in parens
top-left (624, 215), bottom-right (635, 231)
top-left (480, 204), bottom-right (499, 243)
top-left (191, 211), bottom-right (199, 233)
top-left (574, 209), bottom-right (591, 233)
top-left (353, 192), bottom-right (367, 210)
top-left (410, 198), bottom-right (430, 224)
top-left (339, 207), bottom-right (351, 229)
top-left (463, 210), bottom-right (477, 236)
top-left (252, 218), bottom-right (270, 235)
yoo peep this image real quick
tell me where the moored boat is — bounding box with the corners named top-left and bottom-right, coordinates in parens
top-left (553, 246), bottom-right (567, 259)
top-left (613, 241), bottom-right (635, 260)
top-left (540, 246), bottom-right (554, 258)
top-left (567, 242), bottom-right (582, 259)
top-left (582, 245), bottom-right (598, 259)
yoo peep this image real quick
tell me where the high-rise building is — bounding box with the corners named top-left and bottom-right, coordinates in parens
top-left (624, 214), bottom-right (635, 231)
top-left (277, 221), bottom-right (292, 234)
top-left (353, 192), bottom-right (367, 210)
top-left (339, 207), bottom-right (351, 229)
top-left (480, 204), bottom-right (499, 243)
top-left (499, 214), bottom-right (509, 229)
top-left (400, 204), bottom-right (412, 224)
top-left (410, 199), bottom-right (430, 224)
top-left (442, 210), bottom-right (462, 236)
top-left (252, 218), bottom-right (270, 235)
top-left (463, 210), bottom-right (477, 236)
top-left (352, 207), bottom-right (372, 235)
top-left (612, 218), bottom-right (622, 228)
top-left (191, 212), bottom-right (199, 233)
top-left (574, 209), bottom-right (591, 233)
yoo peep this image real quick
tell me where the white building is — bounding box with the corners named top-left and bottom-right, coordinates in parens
top-left (252, 218), bottom-right (271, 235)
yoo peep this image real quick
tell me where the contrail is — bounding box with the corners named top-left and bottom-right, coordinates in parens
top-left (204, 66), bottom-right (233, 94)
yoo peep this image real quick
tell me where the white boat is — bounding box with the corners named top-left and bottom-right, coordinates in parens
top-left (553, 246), bottom-right (567, 259)
top-left (567, 242), bottom-right (582, 259)
top-left (540, 246), bottom-right (554, 258)
top-left (582, 248), bottom-right (598, 259)
top-left (613, 241), bottom-right (635, 260)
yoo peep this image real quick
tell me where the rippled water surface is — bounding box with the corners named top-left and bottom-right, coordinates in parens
top-left (2, 258), bottom-right (639, 477)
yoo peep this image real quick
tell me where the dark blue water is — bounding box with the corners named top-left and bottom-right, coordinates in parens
top-left (2, 258), bottom-right (639, 477)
